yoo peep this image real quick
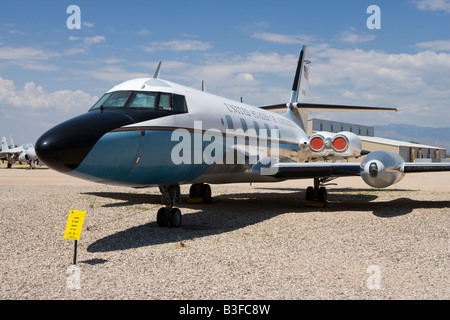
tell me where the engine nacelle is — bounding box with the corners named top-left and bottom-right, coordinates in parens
top-left (309, 131), bottom-right (362, 158)
top-left (18, 152), bottom-right (29, 162)
top-left (361, 151), bottom-right (405, 188)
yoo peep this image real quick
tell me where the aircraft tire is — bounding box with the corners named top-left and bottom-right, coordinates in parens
top-left (157, 207), bottom-right (170, 227)
top-left (318, 187), bottom-right (327, 204)
top-left (201, 184), bottom-right (212, 203)
top-left (169, 208), bottom-right (182, 228)
top-left (306, 186), bottom-right (315, 201)
top-left (189, 183), bottom-right (202, 198)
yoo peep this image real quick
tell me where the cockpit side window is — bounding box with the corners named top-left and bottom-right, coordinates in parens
top-left (173, 94), bottom-right (188, 113)
top-left (158, 93), bottom-right (171, 110)
top-left (129, 92), bottom-right (156, 108)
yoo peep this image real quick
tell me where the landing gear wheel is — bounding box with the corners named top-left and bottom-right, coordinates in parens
top-left (169, 208), bottom-right (182, 228)
top-left (317, 187), bottom-right (327, 203)
top-left (189, 183), bottom-right (202, 198)
top-left (189, 183), bottom-right (212, 202)
top-left (157, 207), bottom-right (182, 228)
top-left (201, 184), bottom-right (212, 203)
top-left (157, 207), bottom-right (170, 227)
top-left (306, 186), bottom-right (315, 201)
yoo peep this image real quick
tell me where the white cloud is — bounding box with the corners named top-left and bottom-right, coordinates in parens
top-left (0, 76), bottom-right (97, 113)
top-left (336, 28), bottom-right (376, 44)
top-left (70, 65), bottom-right (150, 83)
top-left (137, 28), bottom-right (151, 36)
top-left (414, 0), bottom-right (450, 13)
top-left (0, 46), bottom-right (60, 60)
top-left (252, 32), bottom-right (314, 45)
top-left (415, 39), bottom-right (450, 51)
top-left (82, 21), bottom-right (95, 28)
top-left (84, 36), bottom-right (106, 45)
top-left (142, 40), bottom-right (212, 52)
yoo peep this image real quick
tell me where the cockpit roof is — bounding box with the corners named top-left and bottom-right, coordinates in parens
top-left (107, 78), bottom-right (177, 94)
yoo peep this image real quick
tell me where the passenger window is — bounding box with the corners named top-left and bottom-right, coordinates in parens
top-left (159, 93), bottom-right (171, 110)
top-left (129, 92), bottom-right (156, 108)
top-left (264, 124), bottom-right (271, 138)
top-left (274, 126), bottom-right (281, 139)
top-left (225, 115), bottom-right (234, 130)
top-left (253, 121), bottom-right (260, 135)
top-left (240, 118), bottom-right (248, 132)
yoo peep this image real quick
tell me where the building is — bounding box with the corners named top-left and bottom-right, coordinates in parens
top-left (308, 118), bottom-right (447, 162)
top-left (308, 118), bottom-right (374, 137)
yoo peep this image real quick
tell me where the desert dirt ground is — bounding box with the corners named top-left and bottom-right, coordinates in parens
top-left (0, 164), bottom-right (448, 300)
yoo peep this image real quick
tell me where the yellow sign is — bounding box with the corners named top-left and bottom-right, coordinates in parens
top-left (64, 210), bottom-right (86, 241)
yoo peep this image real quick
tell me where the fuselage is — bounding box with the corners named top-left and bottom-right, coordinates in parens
top-left (35, 78), bottom-right (310, 187)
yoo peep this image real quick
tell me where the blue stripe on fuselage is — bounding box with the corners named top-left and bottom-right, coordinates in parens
top-left (68, 129), bottom-right (299, 187)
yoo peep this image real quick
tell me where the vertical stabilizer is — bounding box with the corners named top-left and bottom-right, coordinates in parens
top-left (284, 46), bottom-right (311, 130)
top-left (1, 137), bottom-right (9, 152)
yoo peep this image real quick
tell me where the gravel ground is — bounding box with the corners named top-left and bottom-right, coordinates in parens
top-left (0, 166), bottom-right (448, 300)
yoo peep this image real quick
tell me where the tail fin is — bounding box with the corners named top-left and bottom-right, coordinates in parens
top-left (1, 137), bottom-right (9, 152)
top-left (290, 45), bottom-right (310, 104)
top-left (284, 45), bottom-right (311, 130)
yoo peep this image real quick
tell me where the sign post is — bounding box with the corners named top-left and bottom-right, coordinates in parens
top-left (64, 210), bottom-right (86, 264)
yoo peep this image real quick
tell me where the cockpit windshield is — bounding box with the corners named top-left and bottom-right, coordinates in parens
top-left (90, 90), bottom-right (188, 114)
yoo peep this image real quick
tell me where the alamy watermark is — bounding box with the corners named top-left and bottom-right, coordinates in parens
top-left (66, 265), bottom-right (81, 290)
top-left (366, 265), bottom-right (382, 290)
top-left (170, 121), bottom-right (280, 174)
top-left (66, 5), bottom-right (81, 30)
top-left (367, 5), bottom-right (381, 30)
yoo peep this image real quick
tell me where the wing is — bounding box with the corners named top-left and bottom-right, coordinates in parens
top-left (253, 162), bottom-right (362, 179)
top-left (403, 162), bottom-right (450, 172)
top-left (252, 154), bottom-right (450, 188)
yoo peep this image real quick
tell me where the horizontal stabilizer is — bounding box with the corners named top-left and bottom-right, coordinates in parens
top-left (260, 102), bottom-right (398, 113)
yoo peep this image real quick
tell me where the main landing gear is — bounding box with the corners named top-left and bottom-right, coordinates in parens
top-left (156, 183), bottom-right (212, 228)
top-left (305, 177), bottom-right (333, 206)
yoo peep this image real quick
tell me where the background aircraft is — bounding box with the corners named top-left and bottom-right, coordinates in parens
top-left (35, 46), bottom-right (450, 228)
top-left (1, 136), bottom-right (39, 168)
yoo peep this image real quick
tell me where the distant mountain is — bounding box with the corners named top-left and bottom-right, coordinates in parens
top-left (374, 124), bottom-right (450, 154)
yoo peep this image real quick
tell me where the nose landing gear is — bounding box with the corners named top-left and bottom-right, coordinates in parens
top-left (157, 184), bottom-right (182, 228)
top-left (156, 183), bottom-right (212, 228)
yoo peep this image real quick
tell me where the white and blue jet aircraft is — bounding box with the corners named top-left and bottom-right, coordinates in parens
top-left (1, 136), bottom-right (39, 168)
top-left (35, 46), bottom-right (450, 228)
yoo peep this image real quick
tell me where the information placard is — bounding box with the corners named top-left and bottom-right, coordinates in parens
top-left (64, 210), bottom-right (86, 241)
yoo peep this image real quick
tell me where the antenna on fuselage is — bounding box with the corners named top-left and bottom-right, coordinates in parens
top-left (202, 80), bottom-right (205, 92)
top-left (153, 61), bottom-right (162, 78)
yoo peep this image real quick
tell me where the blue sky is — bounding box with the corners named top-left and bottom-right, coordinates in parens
top-left (1, 0), bottom-right (449, 145)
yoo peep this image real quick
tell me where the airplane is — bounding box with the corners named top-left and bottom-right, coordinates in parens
top-left (35, 46), bottom-right (450, 228)
top-left (1, 136), bottom-right (39, 168)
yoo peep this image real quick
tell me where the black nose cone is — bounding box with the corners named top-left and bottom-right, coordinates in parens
top-left (36, 111), bottom-right (133, 173)
top-left (35, 114), bottom-right (100, 172)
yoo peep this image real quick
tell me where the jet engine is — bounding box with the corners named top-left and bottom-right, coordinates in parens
top-left (18, 149), bottom-right (37, 163)
top-left (361, 151), bottom-right (405, 188)
top-left (18, 152), bottom-right (30, 162)
top-left (309, 131), bottom-right (362, 158)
